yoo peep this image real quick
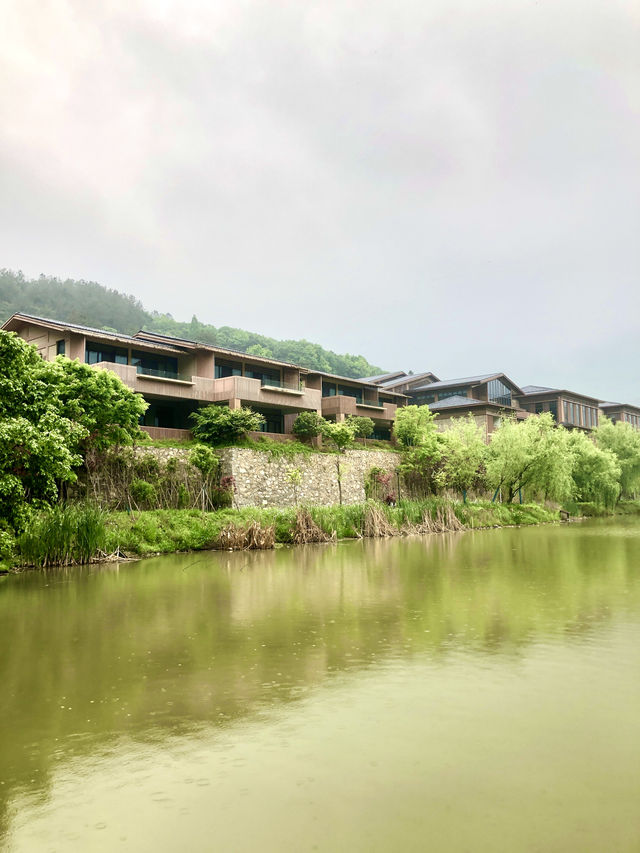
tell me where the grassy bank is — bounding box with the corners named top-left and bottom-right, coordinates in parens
top-left (5, 498), bottom-right (640, 571)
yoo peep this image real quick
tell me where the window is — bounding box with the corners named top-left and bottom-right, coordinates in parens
top-left (131, 349), bottom-right (178, 379)
top-left (487, 379), bottom-right (512, 407)
top-left (252, 407), bottom-right (284, 434)
top-left (322, 381), bottom-right (337, 397)
top-left (439, 388), bottom-right (469, 401)
top-left (215, 360), bottom-right (242, 378)
top-left (245, 366), bottom-right (281, 386)
top-left (86, 341), bottom-right (128, 365)
top-left (535, 402), bottom-right (545, 415)
top-left (56, 339), bottom-right (66, 356)
top-left (549, 401), bottom-right (557, 421)
top-left (413, 392), bottom-right (436, 405)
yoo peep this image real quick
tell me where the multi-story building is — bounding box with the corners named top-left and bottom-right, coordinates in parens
top-left (598, 402), bottom-right (640, 429)
top-left (363, 370), bottom-right (527, 440)
top-left (515, 385), bottom-right (600, 431)
top-left (2, 313), bottom-right (406, 441)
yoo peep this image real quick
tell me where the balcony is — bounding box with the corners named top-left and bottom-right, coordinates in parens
top-left (321, 395), bottom-right (398, 422)
top-left (136, 365), bottom-right (193, 383)
top-left (260, 377), bottom-right (304, 394)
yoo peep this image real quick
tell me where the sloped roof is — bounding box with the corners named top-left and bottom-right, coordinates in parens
top-left (2, 312), bottom-right (185, 353)
top-left (520, 384), bottom-right (557, 394)
top-left (358, 370), bottom-right (407, 384)
top-left (410, 372), bottom-right (523, 395)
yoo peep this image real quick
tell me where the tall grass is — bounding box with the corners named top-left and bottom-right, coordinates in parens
top-left (17, 504), bottom-right (108, 567)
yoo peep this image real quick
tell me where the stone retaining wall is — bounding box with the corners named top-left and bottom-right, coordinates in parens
top-left (218, 448), bottom-right (401, 508)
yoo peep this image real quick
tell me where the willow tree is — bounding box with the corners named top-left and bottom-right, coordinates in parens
top-left (485, 413), bottom-right (573, 504)
top-left (438, 414), bottom-right (487, 501)
top-left (594, 417), bottom-right (640, 498)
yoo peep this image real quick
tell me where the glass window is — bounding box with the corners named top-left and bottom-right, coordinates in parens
top-left (338, 385), bottom-right (363, 404)
top-left (413, 392), bottom-right (436, 405)
top-left (86, 341), bottom-right (128, 365)
top-left (131, 349), bottom-right (178, 379)
top-left (548, 401), bottom-right (558, 421)
top-left (535, 402), bottom-right (545, 415)
top-left (215, 360), bottom-right (242, 378)
top-left (245, 366), bottom-right (280, 385)
top-left (487, 379), bottom-right (512, 407)
top-left (322, 381), bottom-right (337, 397)
top-left (439, 388), bottom-right (469, 401)
top-left (56, 339), bottom-right (66, 356)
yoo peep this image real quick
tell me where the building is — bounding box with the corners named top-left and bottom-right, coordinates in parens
top-left (516, 385), bottom-right (600, 431)
top-left (598, 402), bottom-right (640, 429)
top-left (2, 313), bottom-right (324, 439)
top-left (312, 371), bottom-right (406, 440)
top-left (2, 313), bottom-right (406, 441)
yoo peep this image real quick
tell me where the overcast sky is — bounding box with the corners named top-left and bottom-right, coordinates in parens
top-left (1, 0), bottom-right (638, 401)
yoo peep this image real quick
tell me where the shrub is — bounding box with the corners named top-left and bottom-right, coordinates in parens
top-left (291, 411), bottom-right (326, 440)
top-left (17, 504), bottom-right (108, 567)
top-left (346, 416), bottom-right (375, 441)
top-left (190, 405), bottom-right (266, 445)
top-left (129, 478), bottom-right (158, 508)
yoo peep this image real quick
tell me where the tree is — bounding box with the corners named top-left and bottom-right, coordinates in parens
top-left (189, 405), bottom-right (265, 445)
top-left (594, 417), bottom-right (640, 498)
top-left (346, 415), bottom-right (375, 444)
top-left (291, 411), bottom-right (326, 441)
top-left (321, 420), bottom-right (356, 505)
top-left (568, 431), bottom-right (621, 508)
top-left (485, 413), bottom-right (573, 503)
top-left (438, 414), bottom-right (487, 500)
top-left (189, 444), bottom-right (220, 510)
top-left (393, 405), bottom-right (439, 448)
top-left (0, 331), bottom-right (147, 530)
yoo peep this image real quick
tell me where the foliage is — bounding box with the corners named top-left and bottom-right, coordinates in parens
top-left (346, 415), bottom-right (375, 441)
top-left (189, 444), bottom-right (219, 478)
top-left (291, 411), bottom-right (326, 440)
top-left (485, 413), bottom-right (574, 503)
top-left (17, 504), bottom-right (108, 567)
top-left (286, 467), bottom-right (303, 504)
top-left (437, 415), bottom-right (487, 498)
top-left (0, 413), bottom-right (85, 530)
top-left (594, 417), bottom-right (640, 498)
top-left (190, 405), bottom-right (265, 445)
top-left (129, 478), bottom-right (158, 509)
top-left (393, 405), bottom-right (439, 448)
top-left (321, 420), bottom-right (356, 452)
top-left (0, 268), bottom-right (384, 378)
top-left (568, 431), bottom-right (621, 508)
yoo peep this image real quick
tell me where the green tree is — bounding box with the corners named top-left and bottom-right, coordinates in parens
top-left (393, 405), bottom-right (439, 448)
top-left (190, 405), bottom-right (265, 446)
top-left (438, 415), bottom-right (487, 501)
top-left (568, 431), bottom-right (621, 507)
top-left (321, 420), bottom-right (356, 505)
top-left (485, 413), bottom-right (573, 503)
top-left (189, 444), bottom-right (220, 510)
top-left (346, 415), bottom-right (375, 444)
top-left (594, 417), bottom-right (640, 498)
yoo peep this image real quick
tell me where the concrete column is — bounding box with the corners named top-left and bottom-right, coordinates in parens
top-left (335, 412), bottom-right (346, 423)
top-left (283, 413), bottom-right (298, 434)
top-left (228, 398), bottom-right (242, 410)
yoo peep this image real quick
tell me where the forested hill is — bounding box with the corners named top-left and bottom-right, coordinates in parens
top-left (0, 269), bottom-right (384, 378)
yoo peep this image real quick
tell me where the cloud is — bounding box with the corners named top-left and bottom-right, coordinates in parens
top-left (0, 0), bottom-right (638, 401)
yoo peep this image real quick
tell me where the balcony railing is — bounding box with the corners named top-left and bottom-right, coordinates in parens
top-left (260, 377), bottom-right (304, 392)
top-left (136, 365), bottom-right (192, 382)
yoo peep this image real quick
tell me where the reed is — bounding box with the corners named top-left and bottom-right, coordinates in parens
top-left (17, 504), bottom-right (108, 567)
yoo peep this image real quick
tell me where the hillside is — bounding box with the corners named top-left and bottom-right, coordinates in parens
top-left (0, 269), bottom-right (383, 378)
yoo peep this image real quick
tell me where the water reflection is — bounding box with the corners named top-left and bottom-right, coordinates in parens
top-left (1, 518), bottom-right (639, 848)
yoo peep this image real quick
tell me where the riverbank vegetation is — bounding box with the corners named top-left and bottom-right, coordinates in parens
top-left (3, 328), bottom-right (640, 571)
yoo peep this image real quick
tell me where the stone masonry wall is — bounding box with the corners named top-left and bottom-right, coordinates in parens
top-left (218, 448), bottom-right (401, 508)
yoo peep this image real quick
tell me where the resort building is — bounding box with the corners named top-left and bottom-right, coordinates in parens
top-left (312, 371), bottom-right (406, 440)
top-left (598, 402), bottom-right (640, 429)
top-left (2, 313), bottom-right (406, 442)
top-left (515, 385), bottom-right (600, 431)
top-left (2, 314), bottom-right (325, 439)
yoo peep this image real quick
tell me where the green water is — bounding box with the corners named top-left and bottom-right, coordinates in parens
top-left (1, 518), bottom-right (639, 852)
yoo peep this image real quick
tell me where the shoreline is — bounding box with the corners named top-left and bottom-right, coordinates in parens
top-left (5, 498), bottom-right (640, 572)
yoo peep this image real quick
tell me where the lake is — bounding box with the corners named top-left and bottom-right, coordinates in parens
top-left (1, 518), bottom-right (639, 851)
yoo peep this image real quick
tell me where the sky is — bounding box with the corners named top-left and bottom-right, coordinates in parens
top-left (1, 0), bottom-right (639, 402)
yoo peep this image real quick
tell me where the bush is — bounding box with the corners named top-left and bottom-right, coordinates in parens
top-left (346, 415), bottom-right (375, 441)
top-left (291, 411), bottom-right (326, 440)
top-left (129, 478), bottom-right (158, 509)
top-left (190, 405), bottom-right (266, 445)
